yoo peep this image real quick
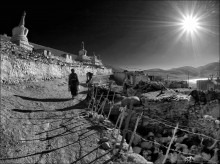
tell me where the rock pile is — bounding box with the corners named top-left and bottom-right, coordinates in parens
top-left (87, 85), bottom-right (220, 163)
top-left (134, 80), bottom-right (165, 93)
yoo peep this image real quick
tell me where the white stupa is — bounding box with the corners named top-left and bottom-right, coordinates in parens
top-left (11, 11), bottom-right (33, 51)
top-left (77, 41), bottom-right (90, 61)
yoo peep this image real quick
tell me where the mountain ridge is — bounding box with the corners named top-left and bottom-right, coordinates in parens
top-left (107, 62), bottom-right (219, 80)
top-left (144, 62), bottom-right (219, 80)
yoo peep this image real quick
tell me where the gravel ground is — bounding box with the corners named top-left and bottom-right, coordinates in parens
top-left (0, 78), bottom-right (112, 164)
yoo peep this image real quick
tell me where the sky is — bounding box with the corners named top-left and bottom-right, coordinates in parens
top-left (1, 0), bottom-right (219, 70)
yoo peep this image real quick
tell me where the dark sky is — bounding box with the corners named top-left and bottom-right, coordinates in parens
top-left (1, 0), bottom-right (219, 70)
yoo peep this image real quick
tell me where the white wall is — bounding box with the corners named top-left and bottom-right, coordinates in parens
top-left (1, 55), bottom-right (112, 84)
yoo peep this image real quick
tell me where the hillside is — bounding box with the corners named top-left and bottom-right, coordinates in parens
top-left (144, 62), bottom-right (219, 80)
top-left (106, 61), bottom-right (219, 80)
top-left (198, 62), bottom-right (219, 77)
top-left (169, 66), bottom-right (199, 76)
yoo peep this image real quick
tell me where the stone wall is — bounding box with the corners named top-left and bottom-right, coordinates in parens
top-left (1, 40), bottom-right (112, 84)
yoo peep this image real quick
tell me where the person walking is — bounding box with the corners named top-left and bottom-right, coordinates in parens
top-left (68, 69), bottom-right (79, 98)
top-left (86, 72), bottom-right (93, 84)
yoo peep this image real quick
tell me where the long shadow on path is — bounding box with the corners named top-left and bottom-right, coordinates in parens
top-left (11, 100), bottom-right (87, 114)
top-left (0, 132), bottom-right (97, 161)
top-left (12, 109), bottom-right (45, 113)
top-left (55, 100), bottom-right (87, 112)
top-left (14, 95), bottom-right (72, 102)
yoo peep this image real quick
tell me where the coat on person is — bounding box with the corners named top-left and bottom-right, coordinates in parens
top-left (68, 69), bottom-right (79, 98)
top-left (86, 72), bottom-right (93, 84)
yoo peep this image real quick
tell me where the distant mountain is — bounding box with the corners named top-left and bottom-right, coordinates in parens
top-left (104, 64), bottom-right (124, 73)
top-left (144, 62), bottom-right (219, 80)
top-left (168, 66), bottom-right (199, 76)
top-left (145, 68), bottom-right (168, 72)
top-left (198, 62), bottom-right (219, 77)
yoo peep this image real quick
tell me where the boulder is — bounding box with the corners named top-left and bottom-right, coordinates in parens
top-left (201, 152), bottom-right (211, 161)
top-left (112, 134), bottom-right (123, 143)
top-left (104, 119), bottom-right (112, 126)
top-left (140, 141), bottom-right (153, 149)
top-left (154, 154), bottom-right (165, 164)
top-left (122, 142), bottom-right (132, 152)
top-left (127, 133), bottom-right (142, 146)
top-left (133, 146), bottom-right (142, 154)
top-left (127, 153), bottom-right (153, 164)
top-left (121, 96), bottom-right (140, 107)
top-left (98, 115), bottom-right (105, 123)
top-left (114, 141), bottom-right (133, 153)
top-left (112, 148), bottom-right (119, 155)
top-left (147, 132), bottom-right (154, 137)
top-left (99, 137), bottom-right (109, 143)
top-left (193, 154), bottom-right (203, 163)
top-left (112, 129), bottom-right (120, 138)
top-left (142, 150), bottom-right (152, 161)
top-left (101, 142), bottom-right (111, 150)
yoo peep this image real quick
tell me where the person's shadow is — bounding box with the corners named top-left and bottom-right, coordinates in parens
top-left (55, 99), bottom-right (87, 111)
top-left (14, 95), bottom-right (72, 102)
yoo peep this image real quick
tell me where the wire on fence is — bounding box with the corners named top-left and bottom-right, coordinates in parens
top-left (88, 85), bottom-right (220, 142)
top-left (86, 84), bottom-right (219, 163)
top-left (142, 115), bottom-right (220, 142)
top-left (125, 129), bottom-right (218, 164)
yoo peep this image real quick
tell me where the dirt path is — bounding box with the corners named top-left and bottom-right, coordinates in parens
top-left (0, 79), bottom-right (111, 164)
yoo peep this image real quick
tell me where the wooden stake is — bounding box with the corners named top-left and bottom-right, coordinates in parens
top-left (162, 123), bottom-right (179, 164)
top-left (97, 87), bottom-right (110, 114)
top-left (116, 106), bottom-right (126, 142)
top-left (112, 107), bottom-right (126, 150)
top-left (100, 98), bottom-right (108, 116)
top-left (127, 112), bottom-right (142, 153)
top-left (91, 86), bottom-right (98, 114)
top-left (113, 112), bottom-right (122, 132)
top-left (107, 91), bottom-right (116, 119)
top-left (118, 102), bottom-right (134, 154)
top-left (111, 106), bottom-right (125, 134)
top-left (95, 93), bottom-right (103, 113)
top-left (107, 103), bottom-right (113, 120)
top-left (87, 85), bottom-right (94, 109)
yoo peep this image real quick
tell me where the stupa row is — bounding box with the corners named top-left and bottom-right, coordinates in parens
top-left (6, 11), bottom-right (103, 66)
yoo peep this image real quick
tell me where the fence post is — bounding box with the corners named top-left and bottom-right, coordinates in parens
top-left (116, 106), bottom-right (126, 142)
top-left (113, 112), bottom-right (122, 131)
top-left (112, 107), bottom-right (126, 150)
top-left (127, 112), bottom-right (142, 153)
top-left (162, 123), bottom-right (179, 164)
top-left (92, 86), bottom-right (98, 114)
top-left (97, 87), bottom-right (110, 114)
top-left (107, 92), bottom-right (116, 120)
top-left (95, 93), bottom-right (103, 113)
top-left (118, 101), bottom-right (134, 154)
top-left (106, 84), bottom-right (111, 99)
top-left (100, 98), bottom-right (108, 116)
top-left (87, 85), bottom-right (95, 109)
top-left (109, 108), bottom-right (123, 141)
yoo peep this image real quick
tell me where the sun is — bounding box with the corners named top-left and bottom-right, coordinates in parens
top-left (180, 15), bottom-right (200, 34)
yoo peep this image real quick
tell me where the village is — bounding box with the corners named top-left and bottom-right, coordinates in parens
top-left (1, 8), bottom-right (220, 164)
